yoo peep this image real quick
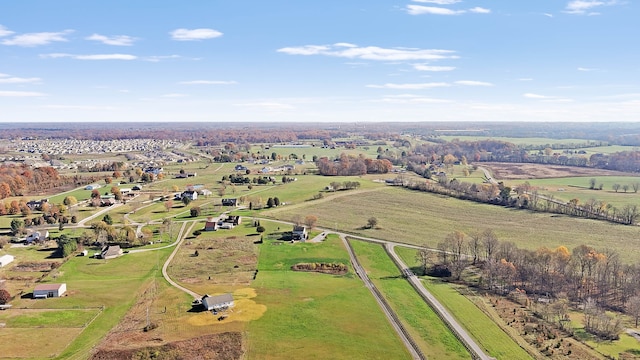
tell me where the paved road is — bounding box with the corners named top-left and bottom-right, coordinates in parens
top-left (386, 243), bottom-right (494, 360)
top-left (339, 234), bottom-right (425, 360)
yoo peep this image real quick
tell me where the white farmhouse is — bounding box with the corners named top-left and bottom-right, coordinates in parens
top-left (33, 283), bottom-right (67, 298)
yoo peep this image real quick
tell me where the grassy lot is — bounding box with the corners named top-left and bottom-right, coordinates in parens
top-left (350, 239), bottom-right (469, 359)
top-left (266, 186), bottom-right (640, 264)
top-left (506, 176), bottom-right (640, 209)
top-left (247, 233), bottom-right (412, 360)
top-left (0, 246), bottom-right (172, 359)
top-left (568, 311), bottom-right (640, 359)
top-left (438, 136), bottom-right (599, 147)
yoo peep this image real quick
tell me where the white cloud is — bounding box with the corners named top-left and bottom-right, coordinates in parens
top-left (86, 34), bottom-right (136, 46)
top-left (0, 25), bottom-right (14, 37)
top-left (162, 93), bottom-right (189, 98)
top-left (366, 82), bottom-right (450, 89)
top-left (278, 44), bottom-right (457, 61)
top-left (144, 55), bottom-right (182, 62)
top-left (179, 80), bottom-right (237, 85)
top-left (0, 74), bottom-right (41, 84)
top-left (524, 93), bottom-right (553, 99)
top-left (1, 30), bottom-right (72, 47)
top-left (378, 94), bottom-right (452, 104)
top-left (578, 67), bottom-right (598, 71)
top-left (518, 78), bottom-right (534, 81)
top-left (334, 42), bottom-right (357, 48)
top-left (0, 90), bottom-right (46, 97)
top-left (407, 6), bottom-right (465, 15)
top-left (544, 13), bottom-right (554, 17)
top-left (413, 64), bottom-right (456, 71)
top-left (523, 93), bottom-right (572, 102)
top-left (469, 7), bottom-right (491, 14)
top-left (40, 53), bottom-right (137, 60)
top-left (412, 0), bottom-right (461, 4)
top-left (43, 105), bottom-right (116, 110)
top-left (455, 80), bottom-right (494, 86)
top-left (564, 0), bottom-right (619, 15)
top-left (236, 102), bottom-right (295, 111)
top-left (170, 28), bottom-right (222, 41)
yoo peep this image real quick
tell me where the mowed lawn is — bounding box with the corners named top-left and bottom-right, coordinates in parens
top-left (247, 234), bottom-right (412, 360)
top-left (350, 239), bottom-right (469, 360)
top-left (2, 247), bottom-right (172, 360)
top-left (268, 186), bottom-right (640, 264)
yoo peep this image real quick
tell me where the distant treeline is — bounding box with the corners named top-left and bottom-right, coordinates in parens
top-left (315, 155), bottom-right (393, 176)
top-left (0, 164), bottom-right (70, 199)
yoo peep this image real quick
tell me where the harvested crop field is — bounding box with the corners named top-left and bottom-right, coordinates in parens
top-left (481, 162), bottom-right (631, 180)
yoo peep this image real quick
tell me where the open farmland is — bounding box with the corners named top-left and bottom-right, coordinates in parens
top-left (247, 233), bottom-right (411, 359)
top-left (264, 186), bottom-right (640, 263)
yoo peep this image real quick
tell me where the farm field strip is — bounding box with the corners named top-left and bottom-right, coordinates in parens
top-left (349, 239), bottom-right (470, 359)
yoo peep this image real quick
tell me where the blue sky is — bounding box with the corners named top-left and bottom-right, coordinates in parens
top-left (1, 0), bottom-right (639, 123)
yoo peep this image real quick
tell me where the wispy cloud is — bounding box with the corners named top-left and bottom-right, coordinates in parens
top-left (366, 82), bottom-right (450, 89)
top-left (235, 102), bottom-right (295, 111)
top-left (377, 94), bottom-right (452, 104)
top-left (278, 43), bottom-right (457, 61)
top-left (145, 55), bottom-right (182, 62)
top-left (407, 6), bottom-right (465, 15)
top-left (412, 0), bottom-right (461, 4)
top-left (469, 7), bottom-right (491, 14)
top-left (1, 30), bottom-right (72, 47)
top-left (162, 93), bottom-right (189, 98)
top-left (518, 78), bottom-right (534, 81)
top-left (413, 64), bottom-right (456, 71)
top-left (407, 5), bottom-right (491, 15)
top-left (0, 73), bottom-right (41, 84)
top-left (564, 0), bottom-right (619, 15)
top-left (0, 90), bottom-right (46, 97)
top-left (86, 34), bottom-right (136, 46)
top-left (43, 105), bottom-right (116, 110)
top-left (170, 28), bottom-right (222, 41)
top-left (455, 80), bottom-right (494, 86)
top-left (0, 25), bottom-right (13, 37)
top-left (41, 53), bottom-right (137, 60)
top-left (578, 67), bottom-right (598, 71)
top-left (179, 80), bottom-right (237, 85)
top-left (524, 93), bottom-right (572, 102)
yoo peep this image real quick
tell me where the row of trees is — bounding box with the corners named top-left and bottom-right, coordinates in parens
top-left (0, 164), bottom-right (67, 199)
top-left (316, 154), bottom-right (393, 176)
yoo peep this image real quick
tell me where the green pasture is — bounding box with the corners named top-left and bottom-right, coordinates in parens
top-left (350, 239), bottom-right (469, 359)
top-left (578, 145), bottom-right (639, 155)
top-left (251, 143), bottom-right (380, 160)
top-left (0, 308), bottom-right (100, 328)
top-left (438, 136), bottom-right (600, 148)
top-left (506, 176), bottom-right (640, 209)
top-left (247, 235), bottom-right (411, 359)
top-left (265, 186), bottom-right (640, 264)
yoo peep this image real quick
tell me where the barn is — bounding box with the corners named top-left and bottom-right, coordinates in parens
top-left (201, 293), bottom-right (234, 312)
top-left (33, 283), bottom-right (67, 299)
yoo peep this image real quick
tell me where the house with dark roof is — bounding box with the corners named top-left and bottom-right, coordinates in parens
top-left (221, 198), bottom-right (237, 207)
top-left (101, 245), bottom-right (123, 259)
top-left (33, 283), bottom-right (67, 298)
top-left (292, 225), bottom-right (308, 241)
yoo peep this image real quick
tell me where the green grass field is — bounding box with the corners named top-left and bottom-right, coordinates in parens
top-left (350, 239), bottom-right (470, 359)
top-left (265, 186), bottom-right (640, 264)
top-left (247, 234), bottom-right (412, 359)
top-left (438, 136), bottom-right (600, 147)
top-left (506, 175), bottom-right (640, 209)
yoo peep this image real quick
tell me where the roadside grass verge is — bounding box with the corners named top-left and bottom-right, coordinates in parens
top-left (247, 234), bottom-right (411, 360)
top-left (350, 239), bottom-right (469, 359)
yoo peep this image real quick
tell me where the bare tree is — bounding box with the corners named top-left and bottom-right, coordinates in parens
top-left (627, 296), bottom-right (640, 327)
top-left (416, 247), bottom-right (434, 275)
top-left (482, 229), bottom-right (499, 261)
top-left (468, 231), bottom-right (482, 265)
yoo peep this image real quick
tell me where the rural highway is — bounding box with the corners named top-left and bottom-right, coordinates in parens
top-left (339, 234), bottom-right (426, 360)
top-left (386, 243), bottom-right (494, 360)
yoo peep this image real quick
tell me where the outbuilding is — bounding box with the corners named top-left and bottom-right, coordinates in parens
top-left (0, 254), bottom-right (15, 267)
top-left (33, 283), bottom-right (67, 298)
top-left (201, 293), bottom-right (234, 312)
